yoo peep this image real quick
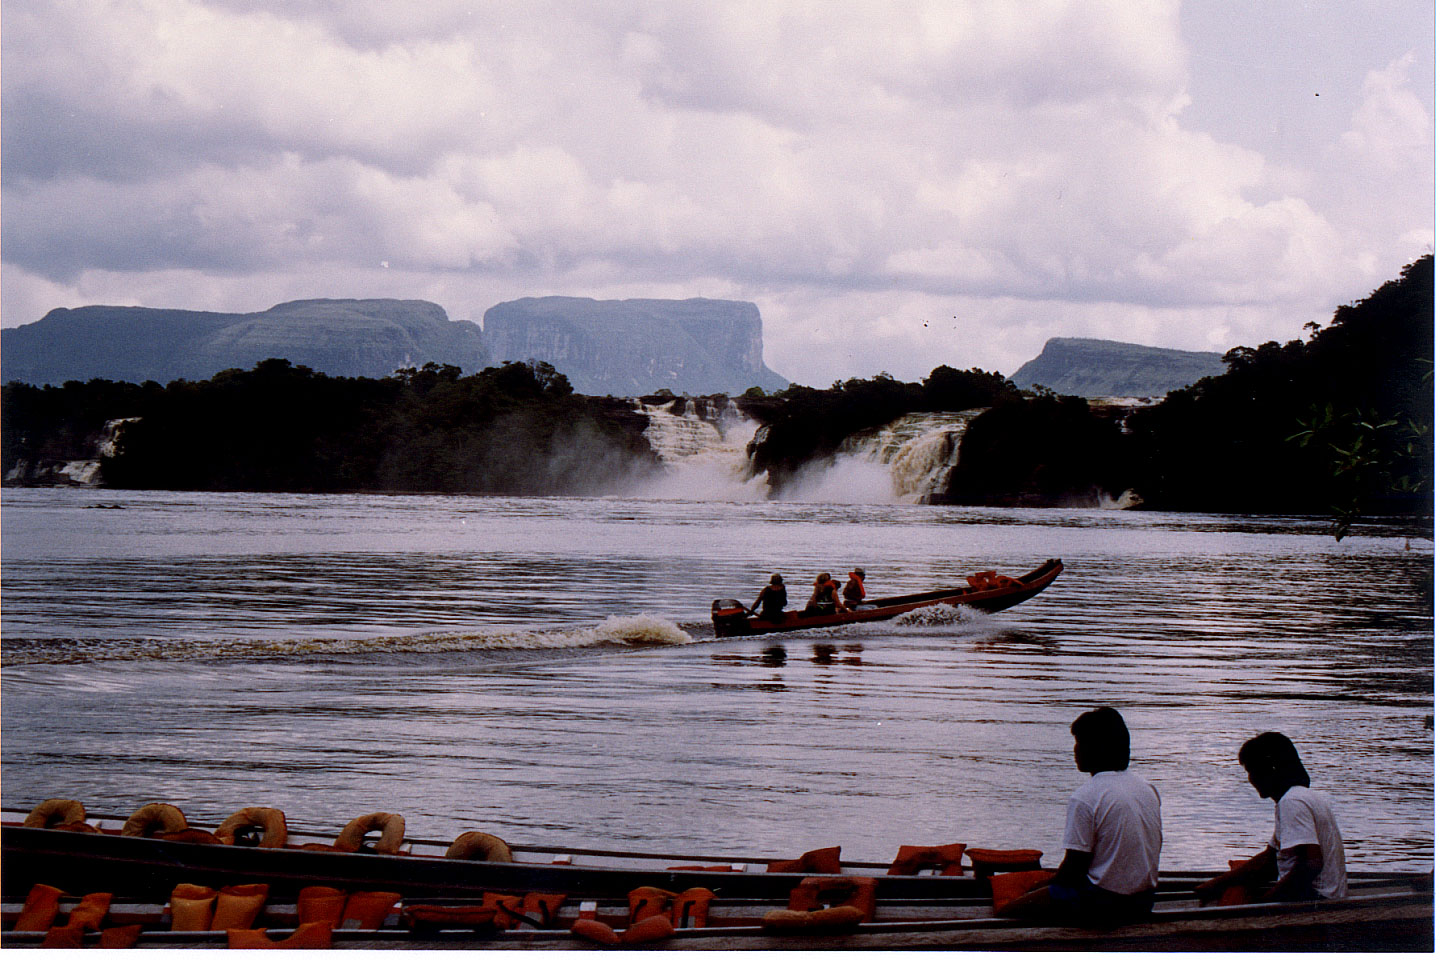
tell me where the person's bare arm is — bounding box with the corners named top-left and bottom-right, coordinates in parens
top-left (1264, 843), bottom-right (1323, 901)
top-left (1195, 847), bottom-right (1276, 903)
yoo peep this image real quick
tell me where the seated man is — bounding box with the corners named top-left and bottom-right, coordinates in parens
top-left (842, 567), bottom-right (866, 609)
top-left (1195, 732), bottom-right (1347, 904)
top-left (749, 574), bottom-right (788, 622)
top-left (1003, 707), bottom-right (1162, 927)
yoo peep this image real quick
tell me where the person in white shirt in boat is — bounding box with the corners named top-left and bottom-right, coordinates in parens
top-left (805, 573), bottom-right (840, 613)
top-left (1002, 706), bottom-right (1163, 926)
top-left (841, 567), bottom-right (867, 609)
top-left (748, 574), bottom-right (788, 622)
top-left (1194, 732), bottom-right (1347, 904)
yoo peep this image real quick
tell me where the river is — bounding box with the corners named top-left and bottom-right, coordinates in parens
top-left (0, 487), bottom-right (1431, 872)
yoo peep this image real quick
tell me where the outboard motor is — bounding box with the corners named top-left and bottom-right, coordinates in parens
top-left (710, 599), bottom-right (750, 637)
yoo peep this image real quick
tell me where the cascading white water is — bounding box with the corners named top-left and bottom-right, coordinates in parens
top-left (633, 402), bottom-right (983, 504)
top-left (634, 398), bottom-right (766, 500)
top-left (779, 410), bottom-right (984, 504)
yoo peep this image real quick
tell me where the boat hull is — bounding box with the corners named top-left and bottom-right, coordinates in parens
top-left (712, 559), bottom-right (1063, 637)
top-left (0, 884), bottom-right (1429, 952)
top-left (3, 819), bottom-right (1429, 952)
top-left (0, 824), bottom-right (983, 901)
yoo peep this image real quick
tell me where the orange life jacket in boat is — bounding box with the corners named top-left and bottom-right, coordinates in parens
top-left (811, 579), bottom-right (839, 608)
top-left (843, 573), bottom-right (865, 604)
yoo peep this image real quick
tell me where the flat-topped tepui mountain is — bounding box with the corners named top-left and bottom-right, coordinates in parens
top-left (482, 296), bottom-right (789, 396)
top-left (3, 295), bottom-right (790, 395)
top-left (1, 299), bottom-right (492, 385)
top-left (1010, 337), bottom-right (1227, 397)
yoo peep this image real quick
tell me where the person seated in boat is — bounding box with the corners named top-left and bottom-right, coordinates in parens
top-left (1001, 707), bottom-right (1162, 927)
top-left (1194, 733), bottom-right (1347, 904)
top-left (749, 574), bottom-right (788, 622)
top-left (841, 567), bottom-right (867, 609)
top-left (805, 573), bottom-right (840, 614)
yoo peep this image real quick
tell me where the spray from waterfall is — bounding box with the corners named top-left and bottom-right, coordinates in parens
top-left (633, 398), bottom-right (767, 501)
top-left (779, 411), bottom-right (984, 504)
top-left (632, 402), bottom-right (984, 505)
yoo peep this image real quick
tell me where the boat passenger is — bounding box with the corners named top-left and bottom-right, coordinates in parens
top-left (1194, 733), bottom-right (1347, 904)
top-left (749, 574), bottom-right (788, 622)
top-left (1000, 707), bottom-right (1162, 927)
top-left (842, 568), bottom-right (866, 609)
top-left (805, 573), bottom-right (840, 614)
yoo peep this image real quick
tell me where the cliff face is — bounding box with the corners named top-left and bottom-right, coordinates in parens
top-left (482, 296), bottom-right (789, 396)
top-left (1010, 338), bottom-right (1227, 398)
top-left (1, 299), bottom-right (491, 385)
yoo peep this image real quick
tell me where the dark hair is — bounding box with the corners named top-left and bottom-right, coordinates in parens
top-left (1238, 732), bottom-right (1310, 788)
top-left (1071, 707), bottom-right (1130, 771)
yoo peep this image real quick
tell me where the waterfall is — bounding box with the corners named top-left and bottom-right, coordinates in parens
top-left (634, 398), bottom-right (766, 500)
top-left (3, 417), bottom-right (141, 486)
top-left (630, 402), bottom-right (983, 504)
top-left (780, 410), bottom-right (984, 504)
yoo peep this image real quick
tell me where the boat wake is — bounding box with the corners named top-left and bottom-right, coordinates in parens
top-left (0, 615), bottom-right (701, 667)
top-left (892, 604), bottom-right (992, 629)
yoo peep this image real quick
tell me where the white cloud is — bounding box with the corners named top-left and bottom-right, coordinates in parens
top-left (1, 0), bottom-right (1433, 386)
top-left (1342, 53), bottom-right (1432, 171)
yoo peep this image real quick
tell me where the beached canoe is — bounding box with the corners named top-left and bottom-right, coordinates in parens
top-left (1, 876), bottom-right (1430, 951)
top-left (710, 558), bottom-right (1063, 637)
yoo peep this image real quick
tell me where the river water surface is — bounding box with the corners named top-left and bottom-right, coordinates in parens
top-left (1, 488), bottom-right (1431, 872)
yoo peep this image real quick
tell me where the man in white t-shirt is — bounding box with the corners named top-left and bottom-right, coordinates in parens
top-left (1001, 707), bottom-right (1163, 925)
top-left (1196, 732), bottom-right (1347, 903)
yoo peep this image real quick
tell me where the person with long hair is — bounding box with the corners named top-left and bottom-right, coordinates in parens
top-left (1195, 732), bottom-right (1347, 902)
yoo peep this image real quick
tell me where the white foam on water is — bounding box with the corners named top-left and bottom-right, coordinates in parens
top-left (894, 604), bottom-right (989, 628)
top-left (1, 615), bottom-right (699, 665)
top-left (590, 614), bottom-right (695, 645)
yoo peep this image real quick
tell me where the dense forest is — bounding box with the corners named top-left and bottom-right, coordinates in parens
top-left (939, 255), bottom-right (1432, 526)
top-left (2, 256), bottom-right (1431, 532)
top-left (2, 360), bottom-right (659, 495)
top-left (1127, 255), bottom-right (1432, 532)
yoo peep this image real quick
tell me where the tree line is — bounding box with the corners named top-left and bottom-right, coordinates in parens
top-left (2, 360), bottom-right (659, 495)
top-left (3, 256), bottom-right (1431, 535)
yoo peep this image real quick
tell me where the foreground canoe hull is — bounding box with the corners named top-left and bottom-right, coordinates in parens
top-left (0, 824), bottom-right (978, 901)
top-left (0, 884), bottom-right (1429, 952)
top-left (2, 820), bottom-right (1429, 952)
top-left (712, 559), bottom-right (1064, 637)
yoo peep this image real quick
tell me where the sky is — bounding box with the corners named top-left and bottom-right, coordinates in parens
top-left (2, 0), bottom-right (1433, 388)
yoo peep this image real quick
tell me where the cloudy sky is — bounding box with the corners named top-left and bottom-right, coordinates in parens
top-left (2, 1), bottom-right (1433, 386)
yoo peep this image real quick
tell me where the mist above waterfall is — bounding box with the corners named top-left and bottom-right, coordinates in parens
top-left (777, 411), bottom-right (983, 504)
top-left (633, 397), bottom-right (767, 501)
top-left (633, 403), bottom-right (981, 504)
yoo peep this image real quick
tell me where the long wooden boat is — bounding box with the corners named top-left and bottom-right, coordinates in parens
top-left (5, 804), bottom-right (1429, 951)
top-left (1, 876), bottom-right (1430, 951)
top-left (711, 558), bottom-right (1063, 637)
top-left (1, 809), bottom-right (1035, 901)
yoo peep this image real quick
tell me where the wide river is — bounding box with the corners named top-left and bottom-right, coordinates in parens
top-left (1, 487), bottom-right (1432, 873)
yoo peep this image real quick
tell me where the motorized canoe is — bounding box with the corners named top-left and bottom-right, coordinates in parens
top-left (1, 875), bottom-right (1430, 951)
top-left (711, 558), bottom-right (1063, 637)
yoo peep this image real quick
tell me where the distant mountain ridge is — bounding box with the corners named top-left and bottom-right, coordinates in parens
top-left (3, 295), bottom-right (789, 396)
top-left (483, 296), bottom-right (789, 395)
top-left (1010, 338), bottom-right (1227, 397)
top-left (1, 299), bottom-right (491, 385)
